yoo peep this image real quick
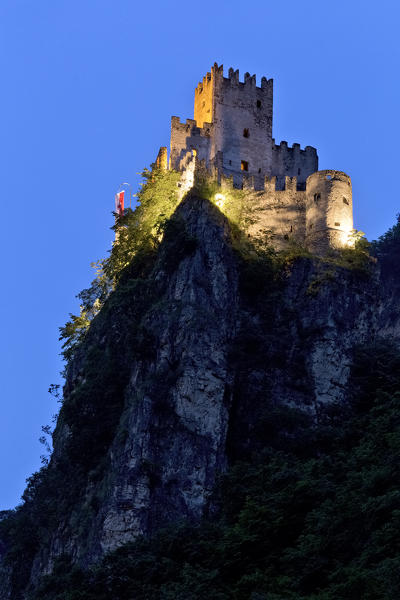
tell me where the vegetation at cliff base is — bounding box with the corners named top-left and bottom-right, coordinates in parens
top-left (28, 340), bottom-right (400, 600)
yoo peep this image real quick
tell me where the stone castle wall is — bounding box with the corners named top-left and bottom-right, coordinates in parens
top-left (174, 155), bottom-right (353, 253)
top-left (164, 63), bottom-right (353, 254)
top-left (272, 140), bottom-right (318, 190)
top-left (170, 117), bottom-right (213, 171)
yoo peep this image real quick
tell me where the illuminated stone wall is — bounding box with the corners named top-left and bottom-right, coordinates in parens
top-left (194, 69), bottom-right (214, 128)
top-left (192, 163), bottom-right (353, 253)
top-left (242, 176), bottom-right (307, 250)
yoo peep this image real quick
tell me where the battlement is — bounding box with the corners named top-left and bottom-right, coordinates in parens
top-left (272, 139), bottom-right (318, 189)
top-left (171, 116), bottom-right (213, 137)
top-left (196, 156), bottom-right (307, 194)
top-left (195, 63), bottom-right (273, 92)
top-left (170, 117), bottom-right (215, 171)
top-left (272, 139), bottom-right (317, 155)
top-left (224, 67), bottom-right (273, 91)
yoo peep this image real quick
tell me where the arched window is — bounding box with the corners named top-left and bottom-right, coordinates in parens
top-left (243, 128), bottom-right (250, 138)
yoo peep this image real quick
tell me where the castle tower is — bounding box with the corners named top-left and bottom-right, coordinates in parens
top-left (195, 63), bottom-right (274, 187)
top-left (305, 170), bottom-right (353, 253)
top-left (170, 63), bottom-right (318, 190)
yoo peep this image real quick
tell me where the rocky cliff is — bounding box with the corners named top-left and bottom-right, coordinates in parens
top-left (0, 191), bottom-right (399, 599)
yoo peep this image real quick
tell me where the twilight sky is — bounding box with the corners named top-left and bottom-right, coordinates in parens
top-left (1, 0), bottom-right (399, 510)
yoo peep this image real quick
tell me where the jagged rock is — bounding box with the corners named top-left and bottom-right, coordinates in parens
top-left (1, 196), bottom-right (399, 598)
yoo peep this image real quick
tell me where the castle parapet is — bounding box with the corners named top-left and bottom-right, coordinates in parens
top-left (170, 116), bottom-right (215, 170)
top-left (272, 139), bottom-right (318, 187)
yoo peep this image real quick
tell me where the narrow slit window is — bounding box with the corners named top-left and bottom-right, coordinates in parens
top-left (229, 160), bottom-right (232, 165)
top-left (243, 128), bottom-right (250, 138)
top-left (290, 225), bottom-right (293, 232)
top-left (258, 168), bottom-right (261, 173)
top-left (314, 193), bottom-right (321, 202)
top-left (241, 160), bottom-right (249, 171)
top-left (256, 100), bottom-right (261, 108)
top-left (343, 197), bottom-right (349, 205)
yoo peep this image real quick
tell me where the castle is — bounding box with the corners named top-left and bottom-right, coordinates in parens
top-left (156, 63), bottom-right (354, 253)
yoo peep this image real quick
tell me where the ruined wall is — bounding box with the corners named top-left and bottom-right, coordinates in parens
top-left (170, 117), bottom-right (213, 171)
top-left (272, 141), bottom-right (318, 189)
top-left (306, 170), bottom-right (353, 253)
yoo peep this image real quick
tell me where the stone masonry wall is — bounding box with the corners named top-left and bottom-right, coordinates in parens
top-left (213, 66), bottom-right (273, 186)
top-left (170, 117), bottom-right (213, 171)
top-left (272, 140), bottom-right (318, 189)
top-left (306, 170), bottom-right (353, 254)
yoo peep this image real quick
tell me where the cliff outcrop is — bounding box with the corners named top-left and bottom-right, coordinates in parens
top-left (0, 193), bottom-right (399, 599)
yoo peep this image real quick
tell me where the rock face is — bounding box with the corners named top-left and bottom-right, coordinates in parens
top-left (99, 198), bottom-right (239, 553)
top-left (0, 195), bottom-right (399, 598)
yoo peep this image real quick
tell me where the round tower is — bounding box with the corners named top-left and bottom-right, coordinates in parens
top-left (305, 170), bottom-right (353, 253)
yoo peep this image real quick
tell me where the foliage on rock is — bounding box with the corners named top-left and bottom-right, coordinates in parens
top-left (27, 340), bottom-right (400, 600)
top-left (59, 167), bottom-right (181, 361)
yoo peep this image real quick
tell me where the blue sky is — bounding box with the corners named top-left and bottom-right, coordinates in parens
top-left (0, 0), bottom-right (399, 510)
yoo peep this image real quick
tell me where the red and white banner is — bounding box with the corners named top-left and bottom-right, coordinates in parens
top-left (115, 190), bottom-right (125, 215)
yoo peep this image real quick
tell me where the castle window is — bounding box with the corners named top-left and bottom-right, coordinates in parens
top-left (290, 225), bottom-right (293, 232)
top-left (229, 160), bottom-right (232, 165)
top-left (309, 224), bottom-right (313, 229)
top-left (258, 168), bottom-right (261, 173)
top-left (241, 160), bottom-right (249, 171)
top-left (256, 100), bottom-right (261, 108)
top-left (335, 222), bottom-right (340, 227)
top-left (284, 234), bottom-right (289, 240)
top-left (314, 193), bottom-right (321, 203)
top-left (343, 197), bottom-right (349, 205)
top-left (298, 168), bottom-right (301, 175)
top-left (243, 128), bottom-right (250, 138)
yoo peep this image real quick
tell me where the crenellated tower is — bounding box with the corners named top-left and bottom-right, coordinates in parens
top-left (170, 62), bottom-right (318, 189)
top-left (159, 63), bottom-right (354, 254)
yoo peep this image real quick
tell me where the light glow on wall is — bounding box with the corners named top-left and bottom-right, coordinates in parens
top-left (214, 193), bottom-right (225, 209)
